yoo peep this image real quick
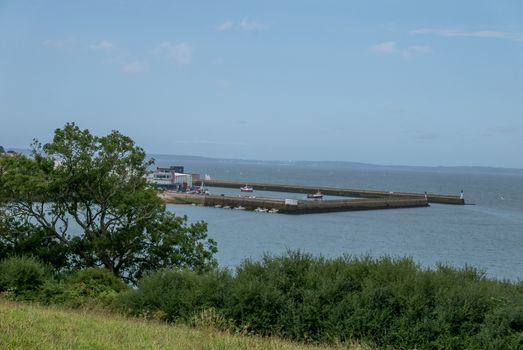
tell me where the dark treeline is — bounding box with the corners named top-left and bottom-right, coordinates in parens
top-left (1, 252), bottom-right (522, 350)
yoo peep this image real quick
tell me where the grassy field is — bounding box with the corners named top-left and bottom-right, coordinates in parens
top-left (0, 300), bottom-right (369, 350)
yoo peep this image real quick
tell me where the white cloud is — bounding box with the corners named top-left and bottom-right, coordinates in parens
top-left (239, 18), bottom-right (264, 32)
top-left (216, 19), bottom-right (267, 32)
top-left (153, 42), bottom-right (193, 64)
top-left (411, 28), bottom-right (523, 42)
top-left (371, 41), bottom-right (398, 54)
top-left (371, 41), bottom-right (432, 57)
top-left (217, 21), bottom-right (234, 32)
top-left (89, 39), bottom-right (115, 52)
top-left (122, 61), bottom-right (149, 75)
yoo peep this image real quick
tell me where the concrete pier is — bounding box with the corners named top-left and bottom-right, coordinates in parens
top-left (193, 179), bottom-right (465, 205)
top-left (161, 192), bottom-right (429, 214)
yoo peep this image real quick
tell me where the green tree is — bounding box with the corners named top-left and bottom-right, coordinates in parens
top-left (0, 145), bottom-right (5, 154)
top-left (0, 123), bottom-right (217, 282)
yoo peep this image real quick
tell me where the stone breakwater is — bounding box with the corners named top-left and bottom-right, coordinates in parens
top-left (193, 179), bottom-right (465, 205)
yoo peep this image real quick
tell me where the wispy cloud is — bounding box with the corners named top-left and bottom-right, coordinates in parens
top-left (217, 21), bottom-right (234, 32)
top-left (89, 39), bottom-right (115, 52)
top-left (411, 28), bottom-right (523, 42)
top-left (239, 18), bottom-right (265, 32)
top-left (42, 38), bottom-right (75, 50)
top-left (153, 42), bottom-right (193, 64)
top-left (371, 41), bottom-right (432, 57)
top-left (216, 18), bottom-right (268, 32)
top-left (371, 41), bottom-right (398, 54)
top-left (122, 61), bottom-right (149, 75)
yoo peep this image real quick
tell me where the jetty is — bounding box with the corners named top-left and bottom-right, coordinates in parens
top-left (193, 180), bottom-right (465, 205)
top-left (161, 192), bottom-right (429, 214)
top-left (158, 178), bottom-right (467, 214)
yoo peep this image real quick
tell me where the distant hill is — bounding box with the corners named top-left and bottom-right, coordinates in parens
top-left (8, 149), bottom-right (523, 175)
top-left (150, 153), bottom-right (523, 176)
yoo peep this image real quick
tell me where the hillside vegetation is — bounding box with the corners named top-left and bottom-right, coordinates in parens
top-left (1, 253), bottom-right (522, 349)
top-left (0, 300), bottom-right (367, 350)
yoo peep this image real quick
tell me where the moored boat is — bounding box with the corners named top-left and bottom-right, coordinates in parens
top-left (307, 191), bottom-right (323, 199)
top-left (240, 185), bottom-right (254, 192)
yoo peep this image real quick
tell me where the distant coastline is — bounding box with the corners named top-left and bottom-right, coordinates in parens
top-left (9, 148), bottom-right (523, 175)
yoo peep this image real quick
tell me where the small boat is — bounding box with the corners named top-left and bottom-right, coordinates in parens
top-left (240, 185), bottom-right (254, 192)
top-left (254, 207), bottom-right (268, 213)
top-left (214, 204), bottom-right (222, 208)
top-left (268, 208), bottom-right (279, 213)
top-left (196, 181), bottom-right (210, 195)
top-left (233, 206), bottom-right (246, 210)
top-left (307, 191), bottom-right (323, 199)
top-left (222, 205), bottom-right (231, 209)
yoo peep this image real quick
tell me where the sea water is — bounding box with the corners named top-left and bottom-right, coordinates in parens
top-left (154, 155), bottom-right (523, 281)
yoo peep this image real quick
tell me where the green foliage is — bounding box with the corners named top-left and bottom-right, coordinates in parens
top-left (116, 252), bottom-right (523, 349)
top-left (1, 301), bottom-right (349, 350)
top-left (37, 268), bottom-right (129, 308)
top-left (69, 268), bottom-right (127, 294)
top-left (0, 256), bottom-right (51, 297)
top-left (0, 212), bottom-right (69, 270)
top-left (115, 268), bottom-right (232, 322)
top-left (0, 145), bottom-right (4, 154)
top-left (0, 123), bottom-right (217, 283)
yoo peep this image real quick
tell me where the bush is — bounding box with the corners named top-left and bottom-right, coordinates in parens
top-left (115, 268), bottom-right (233, 323)
top-left (37, 268), bottom-right (128, 308)
top-left (0, 256), bottom-right (51, 298)
top-left (116, 251), bottom-right (523, 349)
top-left (68, 268), bottom-right (127, 295)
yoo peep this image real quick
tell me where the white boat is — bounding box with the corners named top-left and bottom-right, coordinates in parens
top-left (214, 204), bottom-right (222, 208)
top-left (196, 181), bottom-right (209, 195)
top-left (223, 205), bottom-right (231, 209)
top-left (268, 208), bottom-right (279, 213)
top-left (234, 206), bottom-right (246, 210)
top-left (254, 207), bottom-right (268, 213)
top-left (307, 191), bottom-right (323, 199)
top-left (240, 185), bottom-right (254, 192)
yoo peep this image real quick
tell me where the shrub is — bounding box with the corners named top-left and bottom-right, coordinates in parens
top-left (68, 268), bottom-right (127, 295)
top-left (37, 268), bottom-right (128, 308)
top-left (0, 256), bottom-right (51, 298)
top-left (115, 268), bottom-right (233, 323)
top-left (113, 251), bottom-right (523, 349)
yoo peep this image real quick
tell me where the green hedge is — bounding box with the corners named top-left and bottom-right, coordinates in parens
top-left (116, 252), bottom-right (523, 349)
top-left (1, 253), bottom-right (522, 349)
top-left (0, 256), bottom-right (127, 307)
top-left (116, 268), bottom-right (233, 322)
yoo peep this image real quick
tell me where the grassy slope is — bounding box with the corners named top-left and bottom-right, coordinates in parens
top-left (0, 300), bottom-right (368, 350)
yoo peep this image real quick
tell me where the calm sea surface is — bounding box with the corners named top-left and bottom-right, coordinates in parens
top-left (154, 155), bottom-right (523, 281)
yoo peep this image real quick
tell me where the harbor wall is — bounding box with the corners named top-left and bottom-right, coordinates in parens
top-left (194, 180), bottom-right (464, 205)
top-left (160, 192), bottom-right (429, 214)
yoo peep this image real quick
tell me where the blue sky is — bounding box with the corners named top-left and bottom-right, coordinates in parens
top-left (1, 1), bottom-right (523, 167)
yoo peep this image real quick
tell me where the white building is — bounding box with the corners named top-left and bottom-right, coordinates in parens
top-left (147, 166), bottom-right (193, 189)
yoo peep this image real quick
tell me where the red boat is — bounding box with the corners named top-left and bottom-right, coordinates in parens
top-left (240, 185), bottom-right (254, 192)
top-left (307, 191), bottom-right (323, 199)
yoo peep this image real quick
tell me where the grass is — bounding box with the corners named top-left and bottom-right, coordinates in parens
top-left (0, 299), bottom-right (370, 350)
top-left (159, 193), bottom-right (204, 205)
